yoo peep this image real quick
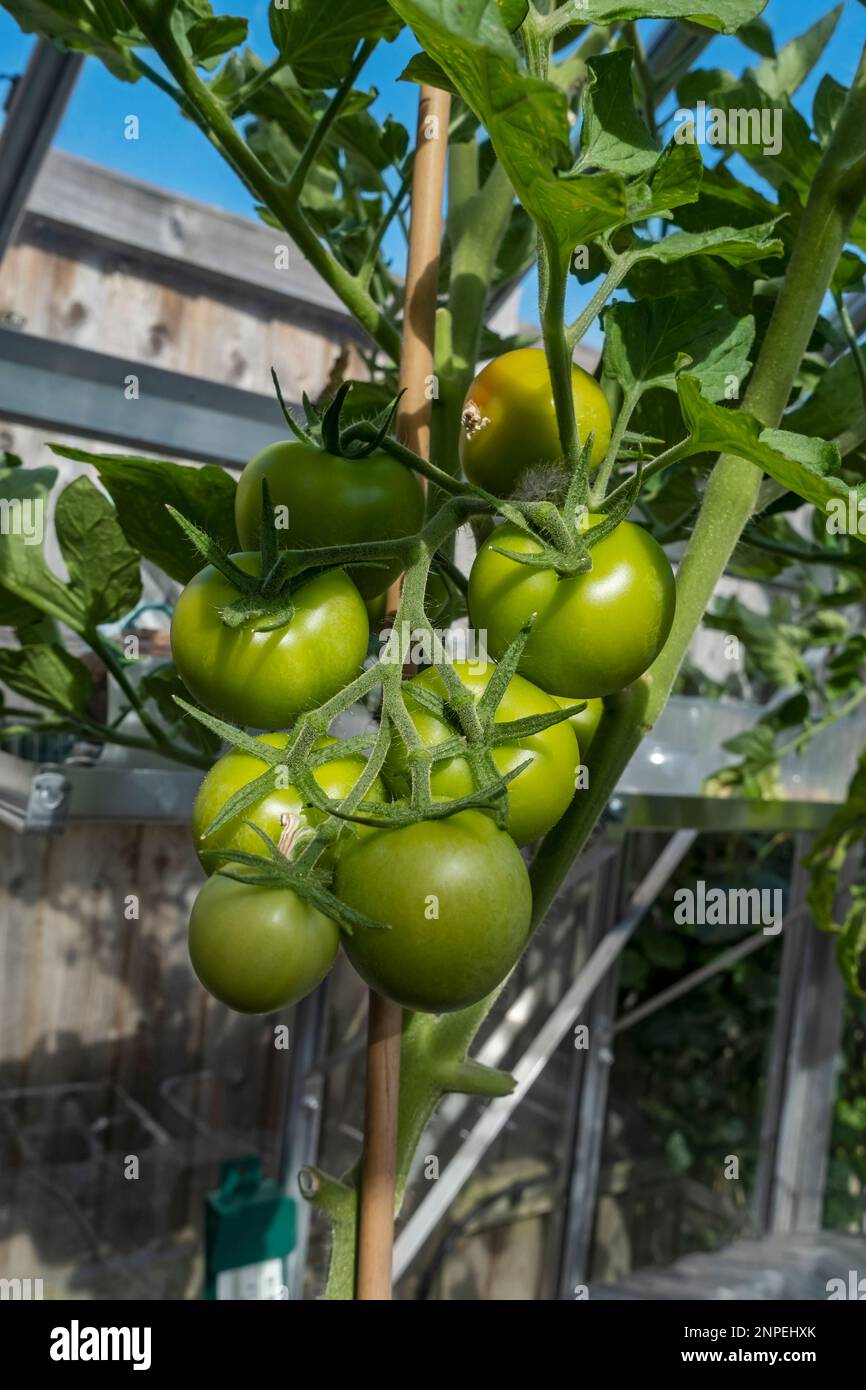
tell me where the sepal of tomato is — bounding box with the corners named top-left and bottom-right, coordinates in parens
top-left (384, 659), bottom-right (578, 845)
top-left (192, 733), bottom-right (386, 872)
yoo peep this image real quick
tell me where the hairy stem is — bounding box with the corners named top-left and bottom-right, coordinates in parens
top-left (123, 1), bottom-right (401, 361)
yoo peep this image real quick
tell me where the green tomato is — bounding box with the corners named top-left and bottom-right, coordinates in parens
top-left (192, 733), bottom-right (387, 873)
top-left (188, 872), bottom-right (339, 1014)
top-left (365, 591), bottom-right (389, 628)
top-left (384, 659), bottom-right (577, 846)
top-left (171, 553), bottom-right (368, 729)
top-left (335, 810), bottom-right (532, 1013)
top-left (468, 519), bottom-right (676, 698)
top-left (459, 348), bottom-right (611, 495)
top-left (554, 695), bottom-right (604, 754)
top-left (235, 441), bottom-right (425, 598)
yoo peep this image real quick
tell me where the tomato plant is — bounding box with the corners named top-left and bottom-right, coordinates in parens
top-left (171, 554), bottom-right (369, 729)
top-left (235, 441), bottom-right (425, 598)
top-left (192, 733), bottom-right (387, 871)
top-left (460, 347), bottom-right (611, 495)
top-left (384, 658), bottom-right (578, 845)
top-left (335, 810), bottom-right (532, 1012)
top-left (469, 519), bottom-right (676, 698)
top-left (188, 871), bottom-right (340, 1014)
top-left (8, 0), bottom-right (866, 1306)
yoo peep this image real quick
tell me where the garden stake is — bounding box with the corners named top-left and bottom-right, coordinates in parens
top-left (357, 82), bottom-right (451, 1302)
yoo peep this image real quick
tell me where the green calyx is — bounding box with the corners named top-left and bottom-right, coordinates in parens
top-left (488, 437), bottom-right (646, 578)
top-left (273, 369), bottom-right (403, 462)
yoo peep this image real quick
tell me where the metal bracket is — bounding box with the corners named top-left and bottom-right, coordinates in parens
top-left (25, 768), bottom-right (71, 832)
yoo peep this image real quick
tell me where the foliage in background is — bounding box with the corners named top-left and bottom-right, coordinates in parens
top-left (613, 833), bottom-right (866, 1255)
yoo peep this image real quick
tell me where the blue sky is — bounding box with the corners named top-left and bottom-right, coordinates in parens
top-left (1, 0), bottom-right (865, 342)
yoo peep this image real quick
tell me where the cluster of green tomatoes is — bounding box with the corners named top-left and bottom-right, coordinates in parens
top-left (170, 350), bottom-right (676, 1017)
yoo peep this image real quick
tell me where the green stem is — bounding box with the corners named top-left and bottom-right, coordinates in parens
top-left (522, 4), bottom-right (551, 81)
top-left (590, 385), bottom-right (640, 507)
top-left (447, 158), bottom-right (515, 381)
top-left (566, 255), bottom-right (629, 351)
top-left (602, 435), bottom-right (695, 510)
top-left (90, 631), bottom-right (204, 764)
top-left (540, 240), bottom-right (581, 468)
top-left (287, 40), bottom-right (376, 205)
top-left (228, 55), bottom-right (284, 114)
top-left (833, 289), bottom-right (866, 411)
top-left (526, 39), bottom-right (866, 912)
top-left (123, 2), bottom-right (400, 362)
top-left (358, 164), bottom-right (411, 291)
top-left (741, 532), bottom-right (866, 572)
top-left (776, 683), bottom-right (866, 762)
top-left (430, 150), bottom-right (515, 518)
top-left (529, 682), bottom-right (650, 926)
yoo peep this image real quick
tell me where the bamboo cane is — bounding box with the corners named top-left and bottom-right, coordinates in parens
top-left (356, 83), bottom-right (451, 1302)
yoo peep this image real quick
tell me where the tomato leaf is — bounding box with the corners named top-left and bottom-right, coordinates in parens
top-left (620, 139), bottom-right (704, 222)
top-left (737, 17), bottom-right (775, 59)
top-left (497, 0), bottom-right (528, 29)
top-left (804, 750), bottom-right (866, 997)
top-left (576, 49), bottom-right (659, 178)
top-left (630, 220), bottom-right (784, 270)
top-left (677, 376), bottom-right (858, 528)
top-left (2, 0), bottom-right (143, 81)
top-left (569, 2), bottom-right (767, 30)
top-left (813, 73), bottom-right (848, 149)
top-left (386, 0), bottom-right (629, 253)
top-left (50, 447), bottom-right (239, 586)
top-left (54, 477), bottom-right (141, 631)
top-left (785, 351), bottom-right (866, 444)
top-left (675, 72), bottom-right (820, 197)
top-left (139, 664), bottom-right (222, 758)
top-left (0, 464), bottom-right (87, 632)
top-left (398, 50), bottom-right (458, 93)
top-left (703, 597), bottom-right (811, 688)
top-left (183, 13), bottom-right (248, 66)
top-left (603, 291), bottom-right (754, 402)
top-left (0, 643), bottom-right (92, 717)
top-left (270, 0), bottom-right (403, 88)
top-left (749, 6), bottom-right (842, 100)
top-left (836, 892), bottom-right (866, 998)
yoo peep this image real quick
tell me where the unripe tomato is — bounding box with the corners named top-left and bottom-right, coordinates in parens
top-left (384, 659), bottom-right (577, 845)
top-left (188, 872), bottom-right (339, 1014)
top-left (171, 553), bottom-right (368, 729)
top-left (459, 348), bottom-right (611, 495)
top-left (554, 695), bottom-right (604, 754)
top-left (335, 810), bottom-right (532, 1012)
top-left (468, 519), bottom-right (676, 698)
top-left (235, 441), bottom-right (425, 598)
top-left (192, 733), bottom-right (387, 872)
top-left (365, 591), bottom-right (388, 628)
